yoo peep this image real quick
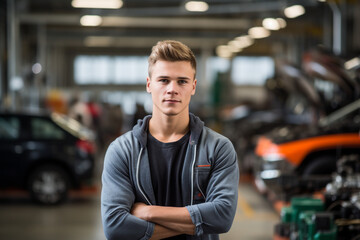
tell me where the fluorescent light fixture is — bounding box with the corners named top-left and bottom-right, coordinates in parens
top-left (216, 45), bottom-right (233, 58)
top-left (284, 5), bottom-right (305, 18)
top-left (72, 0), bottom-right (123, 9)
top-left (276, 18), bottom-right (287, 28)
top-left (248, 27), bottom-right (270, 39)
top-left (345, 57), bottom-right (360, 70)
top-left (80, 15), bottom-right (102, 26)
top-left (234, 35), bottom-right (254, 48)
top-left (185, 1), bottom-right (209, 12)
top-left (262, 18), bottom-right (280, 30)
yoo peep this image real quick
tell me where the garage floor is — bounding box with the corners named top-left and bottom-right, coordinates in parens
top-left (223, 182), bottom-right (279, 240)
top-left (0, 180), bottom-right (279, 240)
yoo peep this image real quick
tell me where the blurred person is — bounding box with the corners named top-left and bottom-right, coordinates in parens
top-left (1, 94), bottom-right (12, 110)
top-left (132, 102), bottom-right (148, 127)
top-left (98, 103), bottom-right (123, 150)
top-left (86, 94), bottom-right (103, 147)
top-left (68, 93), bottom-right (92, 128)
top-left (101, 40), bottom-right (239, 240)
top-left (87, 95), bottom-right (101, 129)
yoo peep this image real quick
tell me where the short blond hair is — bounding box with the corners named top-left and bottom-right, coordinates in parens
top-left (148, 40), bottom-right (196, 78)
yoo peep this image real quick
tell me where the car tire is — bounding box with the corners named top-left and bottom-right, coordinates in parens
top-left (28, 165), bottom-right (70, 205)
top-left (302, 155), bottom-right (337, 176)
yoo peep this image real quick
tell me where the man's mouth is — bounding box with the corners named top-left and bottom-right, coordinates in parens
top-left (164, 99), bottom-right (180, 103)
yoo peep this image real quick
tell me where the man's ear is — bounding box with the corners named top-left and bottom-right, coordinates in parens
top-left (146, 77), bottom-right (151, 93)
top-left (191, 79), bottom-right (197, 95)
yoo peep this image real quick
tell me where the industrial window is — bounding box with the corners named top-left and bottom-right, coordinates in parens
top-left (231, 56), bottom-right (274, 85)
top-left (74, 55), bottom-right (148, 84)
top-left (206, 57), bottom-right (231, 82)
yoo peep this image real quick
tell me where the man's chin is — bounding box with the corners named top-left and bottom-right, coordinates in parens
top-left (163, 109), bottom-right (185, 117)
top-left (156, 106), bottom-right (188, 117)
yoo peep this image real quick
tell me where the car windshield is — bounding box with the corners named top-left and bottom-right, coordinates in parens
top-left (319, 98), bottom-right (360, 127)
top-left (51, 112), bottom-right (94, 140)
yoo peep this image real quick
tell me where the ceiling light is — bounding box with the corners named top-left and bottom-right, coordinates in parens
top-left (185, 1), bottom-right (209, 12)
top-left (262, 18), bottom-right (280, 30)
top-left (216, 45), bottom-right (233, 58)
top-left (72, 0), bottom-right (123, 9)
top-left (80, 15), bottom-right (102, 26)
top-left (234, 35), bottom-right (254, 48)
top-left (276, 18), bottom-right (287, 28)
top-left (284, 5), bottom-right (305, 18)
top-left (248, 27), bottom-right (270, 39)
top-left (228, 41), bottom-right (243, 53)
top-left (32, 63), bottom-right (42, 74)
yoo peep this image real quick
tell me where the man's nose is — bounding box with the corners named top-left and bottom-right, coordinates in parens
top-left (166, 81), bottom-right (178, 94)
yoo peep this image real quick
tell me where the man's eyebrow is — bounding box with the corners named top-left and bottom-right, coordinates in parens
top-left (177, 77), bottom-right (191, 80)
top-left (156, 76), bottom-right (170, 79)
top-left (156, 76), bottom-right (191, 80)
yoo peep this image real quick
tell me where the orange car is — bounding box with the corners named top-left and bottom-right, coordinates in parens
top-left (254, 99), bottom-right (360, 194)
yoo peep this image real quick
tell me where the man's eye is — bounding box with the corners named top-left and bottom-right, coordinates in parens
top-left (178, 80), bottom-right (187, 84)
top-left (159, 79), bottom-right (169, 83)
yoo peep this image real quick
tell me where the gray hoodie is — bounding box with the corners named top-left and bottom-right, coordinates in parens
top-left (101, 113), bottom-right (239, 240)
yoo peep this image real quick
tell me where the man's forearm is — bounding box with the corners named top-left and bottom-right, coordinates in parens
top-left (131, 203), bottom-right (195, 235)
top-left (150, 224), bottom-right (181, 240)
top-left (147, 206), bottom-right (195, 235)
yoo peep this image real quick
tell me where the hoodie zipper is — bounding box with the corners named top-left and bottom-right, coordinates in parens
top-left (136, 147), bottom-right (152, 205)
top-left (190, 141), bottom-right (197, 205)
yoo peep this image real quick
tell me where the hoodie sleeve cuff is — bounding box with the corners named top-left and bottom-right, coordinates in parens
top-left (186, 205), bottom-right (204, 236)
top-left (141, 221), bottom-right (155, 240)
top-left (144, 222), bottom-right (155, 240)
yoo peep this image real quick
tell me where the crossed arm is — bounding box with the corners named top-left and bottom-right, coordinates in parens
top-left (102, 138), bottom-right (239, 240)
top-left (131, 202), bottom-right (195, 239)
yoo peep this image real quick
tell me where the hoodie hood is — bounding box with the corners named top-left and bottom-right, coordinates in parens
top-left (132, 113), bottom-right (204, 148)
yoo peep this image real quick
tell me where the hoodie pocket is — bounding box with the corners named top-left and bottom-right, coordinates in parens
top-left (193, 165), bottom-right (211, 204)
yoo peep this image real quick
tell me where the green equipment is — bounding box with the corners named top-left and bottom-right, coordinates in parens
top-left (275, 197), bottom-right (337, 240)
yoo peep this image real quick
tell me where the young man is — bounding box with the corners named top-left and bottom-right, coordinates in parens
top-left (101, 40), bottom-right (239, 240)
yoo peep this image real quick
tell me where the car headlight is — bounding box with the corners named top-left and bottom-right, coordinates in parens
top-left (260, 169), bottom-right (281, 180)
top-left (261, 153), bottom-right (295, 176)
top-left (263, 153), bottom-right (286, 162)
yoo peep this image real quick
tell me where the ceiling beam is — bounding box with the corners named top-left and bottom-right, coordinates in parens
top-left (18, 14), bottom-right (251, 30)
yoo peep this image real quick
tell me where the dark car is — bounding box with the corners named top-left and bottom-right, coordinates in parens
top-left (0, 110), bottom-right (96, 204)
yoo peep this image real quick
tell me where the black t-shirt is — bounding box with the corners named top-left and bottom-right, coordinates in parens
top-left (147, 131), bottom-right (190, 240)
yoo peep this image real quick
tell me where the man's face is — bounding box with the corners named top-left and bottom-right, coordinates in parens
top-left (146, 60), bottom-right (197, 117)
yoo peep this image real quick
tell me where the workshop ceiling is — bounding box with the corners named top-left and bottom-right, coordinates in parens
top-left (13, 0), bottom-right (335, 53)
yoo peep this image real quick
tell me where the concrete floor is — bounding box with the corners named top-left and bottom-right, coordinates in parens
top-left (0, 181), bottom-right (279, 240)
top-left (222, 182), bottom-right (279, 240)
top-left (0, 195), bottom-right (104, 240)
